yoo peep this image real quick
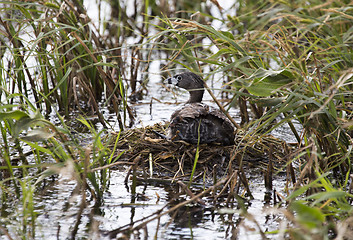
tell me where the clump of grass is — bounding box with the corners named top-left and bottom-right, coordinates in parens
top-left (0, 100), bottom-right (123, 238)
top-left (0, 1), bottom-right (134, 128)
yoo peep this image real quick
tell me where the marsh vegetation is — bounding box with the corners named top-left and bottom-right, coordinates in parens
top-left (1, 0), bottom-right (353, 239)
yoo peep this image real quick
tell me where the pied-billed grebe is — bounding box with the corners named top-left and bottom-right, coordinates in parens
top-left (166, 72), bottom-right (235, 145)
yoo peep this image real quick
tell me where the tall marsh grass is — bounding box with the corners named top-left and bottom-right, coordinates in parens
top-left (1, 0), bottom-right (353, 239)
top-left (153, 1), bottom-right (353, 170)
top-left (150, 0), bottom-right (353, 238)
top-left (0, 0), bottom-right (134, 126)
top-left (0, 1), bottom-right (128, 238)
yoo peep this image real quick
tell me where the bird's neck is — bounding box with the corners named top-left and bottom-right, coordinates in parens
top-left (187, 89), bottom-right (204, 103)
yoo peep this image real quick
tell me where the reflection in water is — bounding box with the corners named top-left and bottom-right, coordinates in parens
top-left (104, 171), bottom-right (285, 239)
top-left (14, 162), bottom-right (286, 239)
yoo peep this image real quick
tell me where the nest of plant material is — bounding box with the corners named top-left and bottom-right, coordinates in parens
top-left (109, 123), bottom-right (290, 183)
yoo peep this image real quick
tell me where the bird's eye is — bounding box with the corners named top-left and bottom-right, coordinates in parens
top-left (177, 75), bottom-right (182, 81)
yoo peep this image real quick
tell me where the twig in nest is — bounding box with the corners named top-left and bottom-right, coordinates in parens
top-left (173, 152), bottom-right (186, 181)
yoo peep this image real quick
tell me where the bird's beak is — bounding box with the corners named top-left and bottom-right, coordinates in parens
top-left (167, 76), bottom-right (178, 85)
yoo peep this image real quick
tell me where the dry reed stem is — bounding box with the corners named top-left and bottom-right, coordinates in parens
top-left (203, 81), bottom-right (241, 130)
top-left (90, 161), bottom-right (134, 172)
top-left (215, 170), bottom-right (237, 201)
top-left (177, 181), bottom-right (206, 205)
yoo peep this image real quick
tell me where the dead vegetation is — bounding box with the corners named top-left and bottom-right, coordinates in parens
top-left (110, 123), bottom-right (291, 185)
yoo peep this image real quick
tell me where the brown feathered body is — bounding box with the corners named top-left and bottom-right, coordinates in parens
top-left (166, 72), bottom-right (235, 145)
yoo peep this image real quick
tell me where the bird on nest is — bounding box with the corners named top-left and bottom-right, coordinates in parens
top-left (166, 71), bottom-right (235, 145)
